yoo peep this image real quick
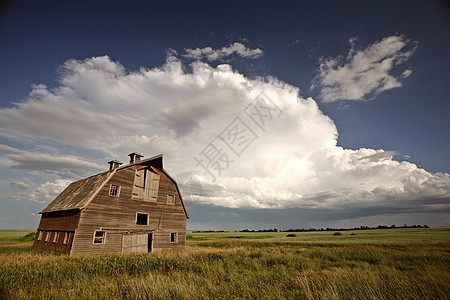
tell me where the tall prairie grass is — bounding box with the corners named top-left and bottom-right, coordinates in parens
top-left (1, 233), bottom-right (449, 299)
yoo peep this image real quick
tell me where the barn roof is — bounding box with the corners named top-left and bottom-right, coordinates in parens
top-left (40, 171), bottom-right (113, 213)
top-left (39, 154), bottom-right (190, 219)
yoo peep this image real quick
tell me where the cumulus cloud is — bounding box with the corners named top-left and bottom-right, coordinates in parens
top-left (184, 42), bottom-right (264, 61)
top-left (311, 35), bottom-right (417, 102)
top-left (359, 150), bottom-right (396, 162)
top-left (0, 87), bottom-right (142, 144)
top-left (29, 179), bottom-right (71, 204)
top-left (92, 135), bottom-right (180, 163)
top-left (0, 53), bottom-right (448, 222)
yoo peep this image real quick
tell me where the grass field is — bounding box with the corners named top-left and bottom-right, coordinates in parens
top-left (188, 227), bottom-right (447, 244)
top-left (0, 228), bottom-right (449, 299)
top-left (0, 230), bottom-right (36, 245)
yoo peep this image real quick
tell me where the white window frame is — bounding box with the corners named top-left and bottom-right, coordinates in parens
top-left (167, 194), bottom-right (175, 205)
top-left (170, 232), bottom-right (178, 243)
top-left (37, 230), bottom-right (43, 241)
top-left (136, 212), bottom-right (149, 226)
top-left (93, 230), bottom-right (106, 244)
top-left (109, 184), bottom-right (121, 197)
top-left (45, 231), bottom-right (50, 242)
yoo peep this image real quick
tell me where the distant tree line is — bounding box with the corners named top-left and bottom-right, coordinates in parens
top-left (191, 224), bottom-right (429, 233)
top-left (281, 224), bottom-right (429, 232)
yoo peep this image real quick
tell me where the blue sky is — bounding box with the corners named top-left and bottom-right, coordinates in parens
top-left (0, 0), bottom-right (449, 229)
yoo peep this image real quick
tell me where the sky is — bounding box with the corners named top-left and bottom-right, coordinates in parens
top-left (0, 0), bottom-right (449, 230)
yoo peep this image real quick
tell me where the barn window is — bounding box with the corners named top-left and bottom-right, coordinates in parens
top-left (170, 232), bottom-right (178, 243)
top-left (136, 213), bottom-right (148, 225)
top-left (53, 232), bottom-right (59, 243)
top-left (167, 195), bottom-right (175, 205)
top-left (45, 231), bottom-right (50, 242)
top-left (109, 184), bottom-right (120, 197)
top-left (37, 231), bottom-right (43, 241)
top-left (63, 232), bottom-right (73, 245)
top-left (132, 168), bottom-right (160, 201)
top-left (93, 231), bottom-right (106, 244)
top-left (63, 232), bottom-right (69, 244)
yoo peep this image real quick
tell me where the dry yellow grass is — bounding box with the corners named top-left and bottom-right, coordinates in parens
top-left (1, 229), bottom-right (449, 299)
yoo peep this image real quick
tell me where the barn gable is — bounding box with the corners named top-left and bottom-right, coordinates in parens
top-left (39, 154), bottom-right (189, 219)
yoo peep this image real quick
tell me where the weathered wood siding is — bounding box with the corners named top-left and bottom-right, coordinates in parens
top-left (32, 210), bottom-right (80, 254)
top-left (35, 210), bottom-right (80, 231)
top-left (70, 165), bottom-right (187, 256)
top-left (122, 233), bottom-right (148, 253)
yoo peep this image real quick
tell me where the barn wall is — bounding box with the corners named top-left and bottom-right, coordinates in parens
top-left (32, 210), bottom-right (80, 254)
top-left (70, 165), bottom-right (187, 256)
top-left (36, 210), bottom-right (80, 231)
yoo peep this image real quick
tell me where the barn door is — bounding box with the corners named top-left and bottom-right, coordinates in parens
top-left (148, 172), bottom-right (160, 201)
top-left (122, 233), bottom-right (148, 253)
top-left (132, 169), bottom-right (145, 199)
top-left (132, 169), bottom-right (160, 201)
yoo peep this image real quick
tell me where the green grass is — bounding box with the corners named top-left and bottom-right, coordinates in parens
top-left (0, 230), bottom-right (35, 245)
top-left (0, 228), bottom-right (449, 299)
top-left (187, 227), bottom-right (449, 244)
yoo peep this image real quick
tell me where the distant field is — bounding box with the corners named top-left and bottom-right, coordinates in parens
top-left (0, 230), bottom-right (35, 245)
top-left (187, 227), bottom-right (449, 244)
top-left (0, 228), bottom-right (449, 299)
top-left (0, 230), bottom-right (35, 236)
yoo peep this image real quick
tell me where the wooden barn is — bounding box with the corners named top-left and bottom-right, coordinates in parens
top-left (32, 153), bottom-right (189, 255)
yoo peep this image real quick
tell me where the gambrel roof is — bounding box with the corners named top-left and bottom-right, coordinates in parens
top-left (40, 154), bottom-right (190, 219)
top-left (40, 171), bottom-right (112, 213)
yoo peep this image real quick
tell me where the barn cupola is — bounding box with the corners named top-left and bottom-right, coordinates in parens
top-left (108, 160), bottom-right (123, 171)
top-left (128, 152), bottom-right (144, 164)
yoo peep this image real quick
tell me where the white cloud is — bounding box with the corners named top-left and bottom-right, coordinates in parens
top-left (0, 53), bottom-right (448, 221)
top-left (9, 181), bottom-right (28, 189)
top-left (184, 42), bottom-right (264, 61)
top-left (92, 134), bottom-right (180, 163)
top-left (0, 144), bottom-right (24, 154)
top-left (29, 179), bottom-right (71, 204)
top-left (0, 89), bottom-right (142, 144)
top-left (311, 35), bottom-right (417, 102)
top-left (0, 128), bottom-right (31, 142)
top-left (0, 192), bottom-right (24, 201)
top-left (7, 152), bottom-right (103, 177)
top-left (401, 69), bottom-right (412, 78)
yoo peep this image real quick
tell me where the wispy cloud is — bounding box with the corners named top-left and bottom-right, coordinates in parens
top-left (7, 152), bottom-right (103, 178)
top-left (184, 42), bottom-right (263, 61)
top-left (0, 144), bottom-right (24, 154)
top-left (9, 181), bottom-right (28, 189)
top-left (311, 35), bottom-right (417, 102)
